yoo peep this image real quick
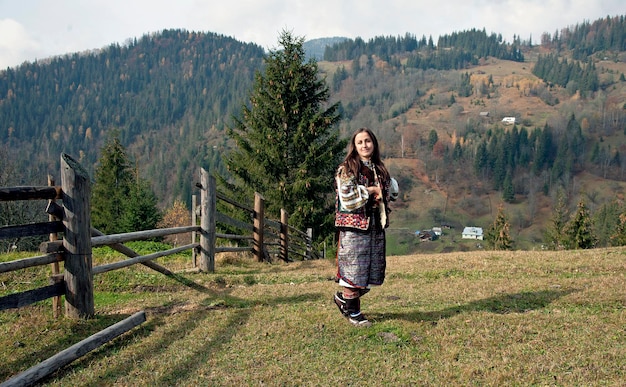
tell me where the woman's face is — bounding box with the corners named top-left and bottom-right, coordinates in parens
top-left (355, 131), bottom-right (374, 161)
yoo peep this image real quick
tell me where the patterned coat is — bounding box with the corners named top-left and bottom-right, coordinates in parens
top-left (334, 161), bottom-right (392, 230)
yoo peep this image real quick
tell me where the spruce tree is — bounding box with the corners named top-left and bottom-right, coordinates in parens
top-left (92, 133), bottom-right (161, 234)
top-left (609, 213), bottom-right (626, 246)
top-left (222, 30), bottom-right (345, 239)
top-left (544, 189), bottom-right (569, 250)
top-left (120, 174), bottom-right (162, 233)
top-left (91, 133), bottom-right (133, 234)
top-left (565, 197), bottom-right (598, 249)
top-left (501, 172), bottom-right (514, 203)
top-left (485, 204), bottom-right (512, 250)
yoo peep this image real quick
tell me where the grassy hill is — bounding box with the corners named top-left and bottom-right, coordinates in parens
top-left (324, 51), bottom-right (626, 253)
top-left (1, 246), bottom-right (624, 385)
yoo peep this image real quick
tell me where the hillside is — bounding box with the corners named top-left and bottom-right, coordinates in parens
top-left (2, 17), bottom-right (626, 253)
top-left (367, 55), bottom-right (626, 252)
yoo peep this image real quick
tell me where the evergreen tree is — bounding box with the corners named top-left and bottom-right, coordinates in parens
top-left (565, 196), bottom-right (598, 249)
top-left (502, 171), bottom-right (515, 203)
top-left (120, 174), bottom-right (162, 233)
top-left (593, 200), bottom-right (620, 247)
top-left (609, 212), bottom-right (626, 246)
top-left (428, 129), bottom-right (439, 151)
top-left (91, 133), bottom-right (133, 234)
top-left (544, 189), bottom-right (568, 250)
top-left (485, 204), bottom-right (512, 250)
top-left (92, 132), bottom-right (161, 234)
top-left (222, 30), bottom-right (345, 239)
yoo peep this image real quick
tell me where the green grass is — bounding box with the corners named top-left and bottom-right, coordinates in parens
top-left (1, 246), bottom-right (625, 385)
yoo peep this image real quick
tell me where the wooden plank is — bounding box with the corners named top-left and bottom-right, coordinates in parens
top-left (0, 311), bottom-right (146, 387)
top-left (39, 240), bottom-right (64, 254)
top-left (90, 228), bottom-right (175, 277)
top-left (90, 226), bottom-right (200, 247)
top-left (0, 186), bottom-right (62, 202)
top-left (215, 233), bottom-right (253, 240)
top-left (0, 253), bottom-right (63, 274)
top-left (215, 246), bottom-right (253, 253)
top-left (216, 191), bottom-right (254, 213)
top-left (0, 221), bottom-right (64, 240)
top-left (0, 282), bottom-right (65, 310)
top-left (216, 212), bottom-right (253, 232)
top-left (265, 218), bottom-right (281, 229)
top-left (93, 243), bottom-right (198, 275)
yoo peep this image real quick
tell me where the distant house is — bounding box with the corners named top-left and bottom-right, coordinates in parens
top-left (432, 227), bottom-right (442, 236)
top-left (479, 111), bottom-right (490, 117)
top-left (462, 227), bottom-right (484, 240)
top-left (501, 117), bottom-right (516, 125)
top-left (415, 229), bottom-right (438, 241)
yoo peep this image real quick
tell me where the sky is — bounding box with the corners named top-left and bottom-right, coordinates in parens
top-left (0, 0), bottom-right (624, 69)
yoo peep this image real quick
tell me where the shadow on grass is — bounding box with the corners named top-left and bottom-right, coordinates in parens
top-left (18, 289), bottom-right (324, 386)
top-left (0, 312), bottom-right (136, 383)
top-left (375, 288), bottom-right (578, 322)
top-left (166, 272), bottom-right (216, 293)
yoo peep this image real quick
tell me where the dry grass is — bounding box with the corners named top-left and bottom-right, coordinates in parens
top-left (1, 247), bottom-right (625, 386)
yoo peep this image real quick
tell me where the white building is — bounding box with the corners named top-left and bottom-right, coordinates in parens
top-left (462, 227), bottom-right (483, 240)
top-left (501, 117), bottom-right (516, 125)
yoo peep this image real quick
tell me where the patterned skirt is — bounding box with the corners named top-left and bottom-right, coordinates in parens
top-left (336, 225), bottom-right (386, 288)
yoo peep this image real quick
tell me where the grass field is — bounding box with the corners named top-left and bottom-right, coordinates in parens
top-left (1, 244), bottom-right (625, 386)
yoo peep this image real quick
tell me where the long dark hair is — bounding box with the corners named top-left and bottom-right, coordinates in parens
top-left (343, 127), bottom-right (389, 182)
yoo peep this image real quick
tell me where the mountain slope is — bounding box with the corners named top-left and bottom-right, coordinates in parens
top-left (1, 18), bottom-right (626, 253)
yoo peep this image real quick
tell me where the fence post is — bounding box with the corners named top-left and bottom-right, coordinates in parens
top-left (253, 192), bottom-right (265, 262)
top-left (60, 153), bottom-right (94, 319)
top-left (47, 175), bottom-right (62, 318)
top-left (306, 228), bottom-right (313, 260)
top-left (199, 169), bottom-right (215, 272)
top-left (280, 209), bottom-right (288, 262)
top-left (191, 194), bottom-right (197, 267)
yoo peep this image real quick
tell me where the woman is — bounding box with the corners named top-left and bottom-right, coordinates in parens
top-left (333, 128), bottom-right (397, 327)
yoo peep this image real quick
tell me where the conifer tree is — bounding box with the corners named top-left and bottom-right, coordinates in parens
top-left (544, 189), bottom-right (569, 250)
top-left (222, 30), bottom-right (345, 239)
top-left (593, 200), bottom-right (620, 247)
top-left (485, 204), bottom-right (512, 250)
top-left (120, 174), bottom-right (162, 233)
top-left (501, 172), bottom-right (514, 203)
top-left (91, 133), bottom-right (133, 234)
top-left (565, 197), bottom-right (598, 249)
top-left (609, 212), bottom-right (626, 246)
top-left (92, 133), bottom-right (161, 234)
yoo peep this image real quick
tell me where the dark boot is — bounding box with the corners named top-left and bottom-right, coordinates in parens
top-left (333, 292), bottom-right (348, 316)
top-left (344, 297), bottom-right (371, 327)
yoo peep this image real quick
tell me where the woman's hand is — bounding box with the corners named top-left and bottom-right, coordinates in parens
top-left (367, 186), bottom-right (382, 201)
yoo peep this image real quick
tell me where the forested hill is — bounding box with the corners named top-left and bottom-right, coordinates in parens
top-left (1, 15), bottom-right (625, 226)
top-left (0, 29), bottom-right (264, 202)
top-left (323, 28), bottom-right (524, 66)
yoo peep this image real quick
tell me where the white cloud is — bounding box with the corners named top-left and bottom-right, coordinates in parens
top-left (0, 18), bottom-right (40, 68)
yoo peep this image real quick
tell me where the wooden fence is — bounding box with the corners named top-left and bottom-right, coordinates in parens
top-left (0, 153), bottom-right (318, 385)
top-left (0, 153), bottom-right (318, 318)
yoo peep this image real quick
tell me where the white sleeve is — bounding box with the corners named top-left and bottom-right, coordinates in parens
top-left (336, 176), bottom-right (369, 212)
